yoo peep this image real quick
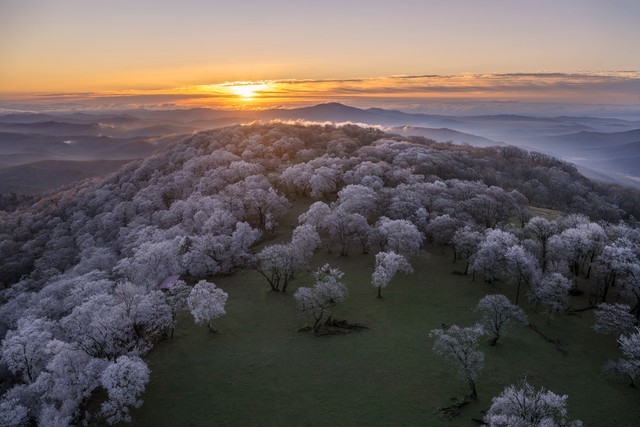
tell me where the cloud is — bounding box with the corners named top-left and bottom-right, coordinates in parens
top-left (2, 72), bottom-right (639, 115)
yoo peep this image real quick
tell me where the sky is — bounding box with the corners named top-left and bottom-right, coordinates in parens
top-left (1, 0), bottom-right (639, 114)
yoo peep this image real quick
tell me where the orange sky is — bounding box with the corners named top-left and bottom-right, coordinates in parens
top-left (1, 1), bottom-right (639, 112)
top-left (2, 73), bottom-right (639, 114)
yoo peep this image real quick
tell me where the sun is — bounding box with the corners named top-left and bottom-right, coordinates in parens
top-left (228, 83), bottom-right (268, 100)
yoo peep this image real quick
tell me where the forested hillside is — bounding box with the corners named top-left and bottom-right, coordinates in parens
top-left (1, 123), bottom-right (639, 425)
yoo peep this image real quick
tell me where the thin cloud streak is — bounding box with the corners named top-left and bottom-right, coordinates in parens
top-left (2, 72), bottom-right (639, 116)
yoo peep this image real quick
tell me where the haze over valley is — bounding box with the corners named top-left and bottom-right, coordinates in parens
top-left (2, 102), bottom-right (640, 193)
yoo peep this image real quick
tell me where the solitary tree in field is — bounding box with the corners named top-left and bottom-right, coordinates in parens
top-left (430, 324), bottom-right (485, 400)
top-left (485, 379), bottom-right (583, 427)
top-left (187, 280), bottom-right (228, 333)
top-left (254, 226), bottom-right (319, 292)
top-left (475, 294), bottom-right (527, 346)
top-left (371, 251), bottom-right (413, 298)
top-left (254, 243), bottom-right (304, 292)
top-left (293, 264), bottom-right (348, 334)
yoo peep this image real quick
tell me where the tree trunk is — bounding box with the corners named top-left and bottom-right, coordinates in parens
top-left (312, 316), bottom-right (322, 334)
top-left (340, 243), bottom-right (348, 257)
top-left (515, 281), bottom-right (521, 306)
top-left (586, 254), bottom-right (594, 278)
top-left (377, 286), bottom-right (383, 299)
top-left (468, 378), bottom-right (478, 400)
top-left (489, 335), bottom-right (499, 346)
top-left (602, 275), bottom-right (615, 303)
top-left (207, 320), bottom-right (217, 334)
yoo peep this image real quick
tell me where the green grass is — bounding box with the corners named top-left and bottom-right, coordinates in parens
top-left (128, 243), bottom-right (640, 426)
top-left (529, 206), bottom-right (563, 220)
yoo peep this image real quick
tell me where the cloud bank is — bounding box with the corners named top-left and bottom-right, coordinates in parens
top-left (2, 72), bottom-right (639, 117)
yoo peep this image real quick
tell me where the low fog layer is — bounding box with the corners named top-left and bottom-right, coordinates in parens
top-left (1, 103), bottom-right (639, 193)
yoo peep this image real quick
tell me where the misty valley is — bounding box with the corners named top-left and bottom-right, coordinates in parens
top-left (1, 103), bottom-right (639, 195)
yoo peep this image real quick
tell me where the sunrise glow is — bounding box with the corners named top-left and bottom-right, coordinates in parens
top-left (226, 83), bottom-right (269, 100)
top-left (1, 0), bottom-right (639, 114)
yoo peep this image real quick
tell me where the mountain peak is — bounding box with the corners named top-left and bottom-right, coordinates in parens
top-left (303, 102), bottom-right (363, 111)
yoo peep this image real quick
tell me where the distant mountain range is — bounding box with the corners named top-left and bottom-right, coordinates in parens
top-left (0, 159), bottom-right (133, 194)
top-left (1, 102), bottom-right (639, 192)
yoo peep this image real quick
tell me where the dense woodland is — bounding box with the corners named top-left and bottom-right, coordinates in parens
top-left (1, 123), bottom-right (640, 425)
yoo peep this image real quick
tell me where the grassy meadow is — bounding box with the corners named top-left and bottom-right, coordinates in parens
top-left (127, 239), bottom-right (639, 426)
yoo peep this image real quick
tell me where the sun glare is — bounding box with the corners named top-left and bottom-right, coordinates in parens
top-left (227, 83), bottom-right (269, 100)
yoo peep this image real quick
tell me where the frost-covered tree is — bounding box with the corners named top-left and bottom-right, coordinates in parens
top-left (187, 280), bottom-right (228, 333)
top-left (505, 245), bottom-right (540, 305)
top-left (184, 222), bottom-right (260, 277)
top-left (255, 244), bottom-right (304, 292)
top-left (165, 280), bottom-right (191, 337)
top-left (596, 237), bottom-right (638, 303)
top-left (593, 303), bottom-right (636, 335)
top-left (620, 266), bottom-right (640, 320)
top-left (61, 293), bottom-right (144, 360)
top-left (293, 264), bottom-right (348, 334)
top-left (114, 239), bottom-right (181, 290)
top-left (430, 324), bottom-right (485, 400)
top-left (290, 224), bottom-right (321, 259)
top-left (229, 221), bottom-right (262, 265)
top-left (298, 201), bottom-right (332, 229)
top-left (372, 217), bottom-right (423, 256)
top-left (130, 290), bottom-right (173, 340)
top-left (371, 251), bottom-right (413, 298)
top-left (335, 184), bottom-right (378, 218)
top-left (485, 379), bottom-right (583, 427)
top-left (100, 356), bottom-right (150, 425)
top-left (452, 226), bottom-right (482, 274)
top-left (607, 326), bottom-right (640, 387)
top-left (349, 213), bottom-right (373, 254)
top-left (425, 214), bottom-right (460, 249)
top-left (529, 273), bottom-right (571, 321)
top-left (475, 294), bottom-right (527, 346)
top-left (471, 229), bottom-right (518, 283)
top-left (231, 176), bottom-right (290, 229)
top-left (0, 398), bottom-right (28, 427)
top-left (524, 217), bottom-right (557, 272)
top-left (1, 317), bottom-right (53, 383)
top-left (33, 340), bottom-right (107, 426)
top-left (549, 223), bottom-right (607, 279)
top-left (310, 164), bottom-right (342, 199)
top-left (325, 209), bottom-right (366, 256)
